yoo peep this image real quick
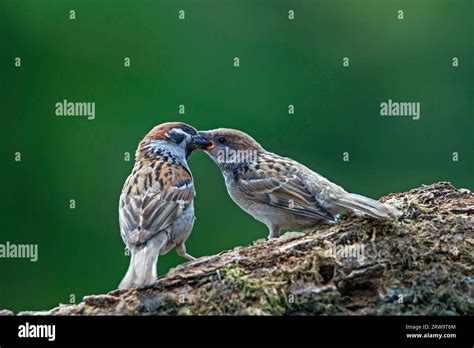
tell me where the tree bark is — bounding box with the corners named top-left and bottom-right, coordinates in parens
top-left (12, 182), bottom-right (474, 315)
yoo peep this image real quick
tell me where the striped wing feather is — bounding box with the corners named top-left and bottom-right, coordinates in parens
top-left (119, 162), bottom-right (195, 246)
top-left (236, 161), bottom-right (334, 221)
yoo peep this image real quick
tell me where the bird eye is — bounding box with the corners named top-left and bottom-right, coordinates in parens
top-left (217, 136), bottom-right (227, 144)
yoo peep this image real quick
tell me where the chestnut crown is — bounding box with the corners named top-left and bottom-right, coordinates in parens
top-left (198, 128), bottom-right (263, 152)
top-left (139, 122), bottom-right (211, 159)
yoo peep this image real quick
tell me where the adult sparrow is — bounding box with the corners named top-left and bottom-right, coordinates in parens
top-left (118, 122), bottom-right (212, 289)
top-left (199, 128), bottom-right (401, 239)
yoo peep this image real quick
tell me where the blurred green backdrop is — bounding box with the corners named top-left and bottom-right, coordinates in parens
top-left (0, 0), bottom-right (472, 312)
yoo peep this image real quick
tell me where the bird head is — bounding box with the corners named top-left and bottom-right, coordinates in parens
top-left (198, 128), bottom-right (263, 170)
top-left (139, 122), bottom-right (212, 159)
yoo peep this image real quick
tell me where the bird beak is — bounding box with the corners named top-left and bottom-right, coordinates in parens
top-left (197, 131), bottom-right (215, 150)
top-left (191, 134), bottom-right (213, 150)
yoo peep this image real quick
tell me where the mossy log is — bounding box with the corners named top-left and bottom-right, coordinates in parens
top-left (12, 182), bottom-right (474, 315)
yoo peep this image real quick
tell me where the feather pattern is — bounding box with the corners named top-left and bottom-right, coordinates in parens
top-left (234, 153), bottom-right (335, 221)
top-left (119, 156), bottom-right (195, 246)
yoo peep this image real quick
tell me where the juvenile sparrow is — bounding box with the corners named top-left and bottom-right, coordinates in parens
top-left (118, 122), bottom-right (212, 289)
top-left (199, 128), bottom-right (401, 239)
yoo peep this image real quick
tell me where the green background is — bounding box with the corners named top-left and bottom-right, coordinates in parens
top-left (0, 0), bottom-right (472, 312)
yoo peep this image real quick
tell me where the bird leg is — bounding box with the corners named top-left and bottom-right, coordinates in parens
top-left (268, 225), bottom-right (281, 239)
top-left (176, 243), bottom-right (196, 262)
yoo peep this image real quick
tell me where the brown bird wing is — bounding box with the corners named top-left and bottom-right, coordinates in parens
top-left (119, 162), bottom-right (195, 246)
top-left (236, 161), bottom-right (335, 221)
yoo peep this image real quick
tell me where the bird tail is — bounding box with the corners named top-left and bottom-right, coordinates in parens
top-left (337, 192), bottom-right (401, 219)
top-left (118, 240), bottom-right (163, 290)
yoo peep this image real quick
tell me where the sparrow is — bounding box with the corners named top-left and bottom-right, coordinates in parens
top-left (199, 128), bottom-right (401, 239)
top-left (118, 122), bottom-right (212, 289)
